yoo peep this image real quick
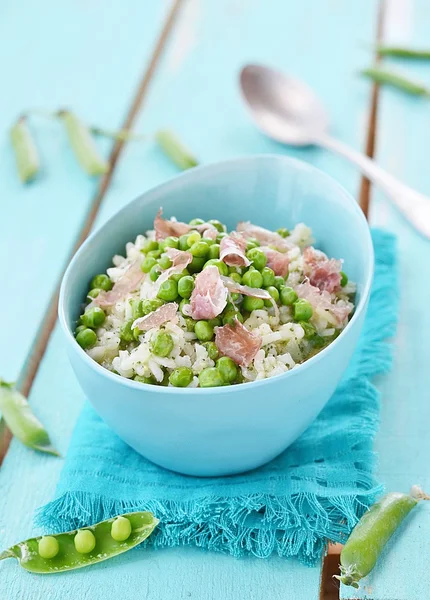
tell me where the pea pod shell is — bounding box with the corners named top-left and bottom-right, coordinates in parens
top-left (337, 491), bottom-right (418, 588)
top-left (10, 117), bottom-right (40, 183)
top-left (0, 381), bottom-right (59, 456)
top-left (61, 111), bottom-right (109, 176)
top-left (377, 46), bottom-right (430, 59)
top-left (155, 129), bottom-right (199, 170)
top-left (0, 512), bottom-right (158, 574)
top-left (361, 67), bottom-right (430, 97)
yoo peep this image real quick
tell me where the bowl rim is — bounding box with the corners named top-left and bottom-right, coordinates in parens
top-left (59, 154), bottom-right (374, 395)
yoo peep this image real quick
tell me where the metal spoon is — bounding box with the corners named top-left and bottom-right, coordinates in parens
top-left (240, 64), bottom-right (430, 239)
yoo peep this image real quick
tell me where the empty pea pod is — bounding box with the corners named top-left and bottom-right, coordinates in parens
top-left (155, 129), bottom-right (199, 170)
top-left (361, 67), bottom-right (430, 97)
top-left (0, 380), bottom-right (59, 456)
top-left (0, 511), bottom-right (158, 574)
top-left (376, 46), bottom-right (430, 59)
top-left (60, 110), bottom-right (109, 176)
top-left (10, 116), bottom-right (40, 183)
top-left (335, 485), bottom-right (429, 589)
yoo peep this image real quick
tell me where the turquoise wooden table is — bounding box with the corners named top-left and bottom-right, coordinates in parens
top-left (0, 1), bottom-right (429, 599)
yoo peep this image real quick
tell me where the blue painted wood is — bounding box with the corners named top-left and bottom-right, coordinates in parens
top-left (0, 0), bottom-right (168, 381)
top-left (341, 0), bottom-right (430, 598)
top-left (0, 1), bottom-right (383, 599)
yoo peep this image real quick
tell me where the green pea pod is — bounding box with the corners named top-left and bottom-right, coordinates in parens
top-left (377, 46), bottom-right (430, 59)
top-left (336, 486), bottom-right (429, 589)
top-left (361, 67), bottom-right (430, 97)
top-left (155, 129), bottom-right (199, 170)
top-left (0, 511), bottom-right (158, 574)
top-left (60, 110), bottom-right (109, 176)
top-left (10, 116), bottom-right (40, 183)
top-left (0, 380), bottom-right (59, 456)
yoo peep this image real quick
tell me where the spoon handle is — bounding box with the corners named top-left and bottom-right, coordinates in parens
top-left (316, 133), bottom-right (430, 239)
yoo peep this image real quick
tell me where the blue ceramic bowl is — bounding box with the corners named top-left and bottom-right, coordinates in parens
top-left (59, 155), bottom-right (373, 477)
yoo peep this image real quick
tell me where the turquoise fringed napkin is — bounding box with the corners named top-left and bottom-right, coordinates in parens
top-left (37, 229), bottom-right (398, 565)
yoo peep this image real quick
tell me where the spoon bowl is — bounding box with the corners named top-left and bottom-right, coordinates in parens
top-left (240, 64), bottom-right (329, 146)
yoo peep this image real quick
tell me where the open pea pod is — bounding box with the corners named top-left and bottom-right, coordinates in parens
top-left (0, 511), bottom-right (158, 574)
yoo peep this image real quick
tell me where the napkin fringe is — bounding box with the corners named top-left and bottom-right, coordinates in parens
top-left (35, 229), bottom-right (397, 564)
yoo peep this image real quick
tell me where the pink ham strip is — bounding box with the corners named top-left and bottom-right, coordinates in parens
top-left (184, 265), bottom-right (228, 320)
top-left (260, 247), bottom-right (289, 277)
top-left (237, 221), bottom-right (292, 252)
top-left (295, 281), bottom-right (351, 324)
top-left (154, 208), bottom-right (219, 241)
top-left (215, 317), bottom-right (262, 367)
top-left (95, 260), bottom-right (144, 308)
top-left (221, 276), bottom-right (279, 319)
top-left (220, 232), bottom-right (250, 267)
top-left (303, 247), bottom-right (342, 293)
top-left (132, 302), bottom-right (179, 331)
top-left (150, 247), bottom-right (192, 298)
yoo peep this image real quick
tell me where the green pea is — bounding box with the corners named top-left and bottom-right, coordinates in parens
top-left (147, 249), bottom-right (162, 259)
top-left (151, 331), bottom-right (174, 357)
top-left (187, 231), bottom-right (201, 246)
top-left (189, 218), bottom-right (205, 226)
top-left (179, 298), bottom-right (190, 316)
top-left (133, 327), bottom-right (142, 341)
top-left (134, 375), bottom-right (156, 384)
top-left (340, 271), bottom-right (348, 287)
top-left (242, 269), bottom-right (263, 288)
top-left (264, 286), bottom-right (280, 306)
top-left (158, 255), bottom-right (173, 270)
top-left (242, 296), bottom-right (264, 312)
top-left (141, 298), bottom-right (164, 315)
top-left (312, 335), bottom-right (327, 349)
top-left (230, 292), bottom-right (241, 302)
top-left (170, 268), bottom-right (190, 282)
top-left (216, 356), bottom-right (238, 383)
top-left (141, 256), bottom-right (157, 273)
top-left (75, 324), bottom-right (86, 335)
top-left (190, 241), bottom-right (210, 258)
top-left (87, 288), bottom-right (101, 299)
top-left (130, 299), bottom-right (144, 320)
top-left (141, 239), bottom-right (159, 253)
top-left (300, 321), bottom-right (317, 338)
top-left (222, 310), bottom-right (244, 325)
top-left (183, 317), bottom-right (195, 332)
top-left (246, 240), bottom-right (259, 251)
top-left (276, 227), bottom-right (290, 238)
top-left (178, 275), bottom-right (194, 299)
top-left (149, 264), bottom-right (161, 281)
top-left (157, 279), bottom-right (178, 302)
top-left (111, 516), bottom-right (132, 542)
top-left (74, 530), bottom-right (96, 554)
top-left (203, 341), bottom-right (219, 360)
top-left (229, 272), bottom-right (242, 284)
top-left (163, 236), bottom-right (179, 249)
top-left (203, 259), bottom-right (229, 276)
top-left (216, 232), bottom-right (227, 243)
top-left (261, 267), bottom-right (275, 287)
top-left (169, 367), bottom-right (193, 387)
top-left (178, 234), bottom-right (190, 251)
top-left (202, 237), bottom-right (215, 246)
top-left (81, 307), bottom-right (106, 329)
top-left (274, 276), bottom-right (285, 290)
top-left (90, 274), bottom-right (112, 292)
top-left (194, 320), bottom-right (214, 341)
top-left (246, 248), bottom-right (267, 270)
top-left (293, 299), bottom-right (313, 321)
top-left (208, 316), bottom-right (222, 327)
top-left (76, 328), bottom-right (97, 349)
top-left (208, 219), bottom-right (225, 233)
top-left (198, 367), bottom-right (225, 388)
top-left (188, 256), bottom-right (206, 274)
top-left (38, 536), bottom-right (59, 559)
top-left (119, 320), bottom-right (134, 343)
top-left (280, 286), bottom-right (298, 306)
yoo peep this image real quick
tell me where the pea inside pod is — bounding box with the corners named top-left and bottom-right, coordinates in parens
top-left (0, 511), bottom-right (158, 574)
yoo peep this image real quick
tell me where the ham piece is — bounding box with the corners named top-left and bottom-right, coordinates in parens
top-left (237, 221), bottom-right (292, 252)
top-left (303, 247), bottom-right (342, 293)
top-left (220, 232), bottom-right (250, 267)
top-left (295, 281), bottom-right (351, 324)
top-left (150, 247), bottom-right (193, 298)
top-left (154, 209), bottom-right (219, 241)
top-left (95, 260), bottom-right (144, 308)
top-left (132, 302), bottom-right (179, 331)
top-left (260, 247), bottom-right (289, 277)
top-left (184, 266), bottom-right (228, 320)
top-left (215, 317), bottom-right (262, 367)
top-left (221, 276), bottom-right (279, 319)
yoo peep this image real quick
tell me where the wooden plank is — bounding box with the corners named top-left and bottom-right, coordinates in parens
top-left (0, 1), bottom-right (379, 599)
top-left (341, 0), bottom-right (430, 598)
top-left (0, 0), bottom-right (170, 382)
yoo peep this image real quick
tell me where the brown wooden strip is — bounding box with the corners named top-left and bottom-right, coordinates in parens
top-left (0, 0), bottom-right (184, 465)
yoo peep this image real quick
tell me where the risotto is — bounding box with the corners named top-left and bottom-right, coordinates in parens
top-left (74, 210), bottom-right (355, 388)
